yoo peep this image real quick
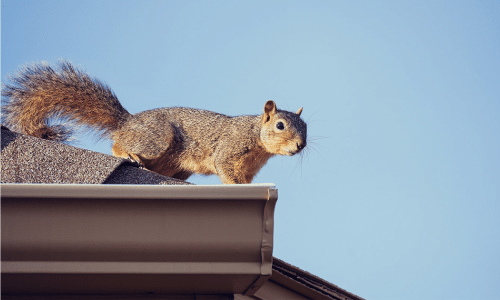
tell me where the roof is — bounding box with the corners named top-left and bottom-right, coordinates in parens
top-left (268, 258), bottom-right (364, 300)
top-left (1, 125), bottom-right (189, 185)
top-left (1, 125), bottom-right (364, 300)
top-left (235, 258), bottom-right (364, 300)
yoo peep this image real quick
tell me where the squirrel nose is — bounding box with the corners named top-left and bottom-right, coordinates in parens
top-left (296, 142), bottom-right (306, 151)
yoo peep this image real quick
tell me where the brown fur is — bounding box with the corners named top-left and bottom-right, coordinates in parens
top-left (2, 61), bottom-right (307, 184)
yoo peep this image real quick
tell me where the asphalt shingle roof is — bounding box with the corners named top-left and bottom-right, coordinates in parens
top-left (1, 125), bottom-right (190, 185)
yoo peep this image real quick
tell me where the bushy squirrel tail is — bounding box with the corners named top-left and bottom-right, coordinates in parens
top-left (1, 61), bottom-right (131, 142)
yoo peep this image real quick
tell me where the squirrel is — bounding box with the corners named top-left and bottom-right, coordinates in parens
top-left (1, 61), bottom-right (307, 184)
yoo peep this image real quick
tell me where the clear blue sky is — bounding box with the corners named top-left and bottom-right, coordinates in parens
top-left (2, 1), bottom-right (499, 299)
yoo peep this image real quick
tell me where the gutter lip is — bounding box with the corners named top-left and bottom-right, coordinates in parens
top-left (1, 183), bottom-right (276, 200)
top-left (2, 261), bottom-right (264, 275)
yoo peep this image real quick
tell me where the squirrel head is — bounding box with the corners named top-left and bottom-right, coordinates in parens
top-left (260, 100), bottom-right (307, 156)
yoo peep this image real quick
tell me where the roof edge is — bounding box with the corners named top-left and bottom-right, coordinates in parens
top-left (1, 183), bottom-right (276, 200)
top-left (271, 258), bottom-right (365, 300)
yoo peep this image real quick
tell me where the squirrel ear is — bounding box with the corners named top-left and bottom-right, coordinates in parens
top-left (296, 107), bottom-right (303, 116)
top-left (263, 100), bottom-right (277, 122)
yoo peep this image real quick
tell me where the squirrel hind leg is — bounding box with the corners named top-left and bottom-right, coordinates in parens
top-left (112, 142), bottom-right (193, 181)
top-left (112, 143), bottom-right (133, 159)
top-left (111, 116), bottom-right (176, 160)
top-left (112, 144), bottom-right (145, 165)
top-left (111, 144), bottom-right (145, 166)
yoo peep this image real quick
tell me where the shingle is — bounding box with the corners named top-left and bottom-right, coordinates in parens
top-left (104, 164), bottom-right (191, 185)
top-left (1, 126), bottom-right (190, 185)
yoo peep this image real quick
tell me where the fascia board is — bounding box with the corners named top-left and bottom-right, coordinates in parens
top-left (1, 183), bottom-right (278, 295)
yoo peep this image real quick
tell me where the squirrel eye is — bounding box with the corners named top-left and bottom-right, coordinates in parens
top-left (276, 121), bottom-right (285, 130)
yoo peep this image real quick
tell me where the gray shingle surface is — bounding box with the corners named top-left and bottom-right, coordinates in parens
top-left (1, 125), bottom-right (190, 185)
